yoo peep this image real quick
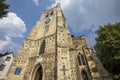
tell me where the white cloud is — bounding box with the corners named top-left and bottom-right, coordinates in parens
top-left (51, 0), bottom-right (87, 32)
top-left (0, 12), bottom-right (26, 54)
top-left (52, 0), bottom-right (120, 32)
top-left (0, 36), bottom-right (10, 50)
top-left (0, 12), bottom-right (26, 37)
top-left (51, 0), bottom-right (120, 45)
top-left (33, 0), bottom-right (39, 6)
top-left (0, 36), bottom-right (19, 53)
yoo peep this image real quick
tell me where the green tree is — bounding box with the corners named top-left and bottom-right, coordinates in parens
top-left (0, 0), bottom-right (9, 18)
top-left (94, 22), bottom-right (120, 79)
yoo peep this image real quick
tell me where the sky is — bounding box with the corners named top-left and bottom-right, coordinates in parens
top-left (0, 0), bottom-right (120, 54)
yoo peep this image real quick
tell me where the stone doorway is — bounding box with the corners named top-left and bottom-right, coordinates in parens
top-left (34, 66), bottom-right (43, 80)
top-left (30, 63), bottom-right (43, 80)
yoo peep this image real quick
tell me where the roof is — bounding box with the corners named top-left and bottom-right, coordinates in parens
top-left (0, 52), bottom-right (14, 58)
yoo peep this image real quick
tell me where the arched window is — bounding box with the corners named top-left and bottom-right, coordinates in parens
top-left (81, 54), bottom-right (85, 65)
top-left (39, 40), bottom-right (46, 54)
top-left (81, 70), bottom-right (88, 80)
top-left (78, 54), bottom-right (82, 65)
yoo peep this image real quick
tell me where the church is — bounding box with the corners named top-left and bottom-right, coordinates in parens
top-left (5, 3), bottom-right (111, 80)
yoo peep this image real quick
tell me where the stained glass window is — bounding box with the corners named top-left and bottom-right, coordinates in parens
top-left (14, 68), bottom-right (22, 75)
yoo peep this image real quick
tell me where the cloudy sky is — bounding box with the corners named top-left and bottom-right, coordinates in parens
top-left (0, 0), bottom-right (120, 54)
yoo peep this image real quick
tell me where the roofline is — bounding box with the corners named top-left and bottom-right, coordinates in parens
top-left (0, 51), bottom-right (14, 58)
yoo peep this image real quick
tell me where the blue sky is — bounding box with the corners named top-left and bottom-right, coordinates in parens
top-left (0, 0), bottom-right (120, 54)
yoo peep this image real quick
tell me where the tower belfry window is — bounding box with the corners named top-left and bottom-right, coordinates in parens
top-left (44, 11), bottom-right (53, 24)
top-left (44, 18), bottom-right (51, 24)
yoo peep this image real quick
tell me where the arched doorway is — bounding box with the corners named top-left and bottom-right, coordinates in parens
top-left (34, 66), bottom-right (43, 80)
top-left (30, 63), bottom-right (43, 80)
top-left (81, 70), bottom-right (88, 80)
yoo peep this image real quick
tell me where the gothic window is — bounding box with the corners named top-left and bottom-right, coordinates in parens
top-left (81, 54), bottom-right (86, 65)
top-left (81, 70), bottom-right (88, 80)
top-left (77, 54), bottom-right (82, 65)
top-left (14, 68), bottom-right (22, 75)
top-left (0, 64), bottom-right (5, 71)
top-left (39, 40), bottom-right (46, 54)
top-left (5, 56), bottom-right (11, 61)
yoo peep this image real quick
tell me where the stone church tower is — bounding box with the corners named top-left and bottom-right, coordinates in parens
top-left (5, 3), bottom-right (111, 80)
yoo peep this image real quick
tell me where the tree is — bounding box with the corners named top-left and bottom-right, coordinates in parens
top-left (94, 22), bottom-right (120, 79)
top-left (0, 0), bottom-right (9, 18)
